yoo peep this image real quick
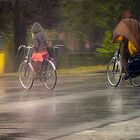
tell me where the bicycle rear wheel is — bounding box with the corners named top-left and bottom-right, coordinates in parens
top-left (130, 74), bottom-right (140, 87)
top-left (18, 61), bottom-right (34, 89)
top-left (107, 58), bottom-right (122, 87)
top-left (41, 60), bottom-right (57, 90)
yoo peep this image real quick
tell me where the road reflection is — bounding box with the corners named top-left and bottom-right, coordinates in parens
top-left (0, 75), bottom-right (140, 139)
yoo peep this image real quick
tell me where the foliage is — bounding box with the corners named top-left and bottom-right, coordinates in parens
top-left (59, 0), bottom-right (140, 47)
top-left (0, 0), bottom-right (140, 58)
top-left (22, 0), bottom-right (61, 29)
top-left (59, 0), bottom-right (112, 40)
top-left (96, 31), bottom-right (119, 56)
top-left (0, 0), bottom-right (61, 50)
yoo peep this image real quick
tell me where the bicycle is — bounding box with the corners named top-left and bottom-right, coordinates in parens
top-left (18, 45), bottom-right (57, 90)
top-left (107, 49), bottom-right (140, 87)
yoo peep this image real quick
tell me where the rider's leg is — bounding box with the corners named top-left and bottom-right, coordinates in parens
top-left (120, 38), bottom-right (130, 80)
top-left (32, 61), bottom-right (42, 74)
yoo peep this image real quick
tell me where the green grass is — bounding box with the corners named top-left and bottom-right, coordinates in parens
top-left (0, 65), bottom-right (107, 77)
top-left (58, 65), bottom-right (107, 75)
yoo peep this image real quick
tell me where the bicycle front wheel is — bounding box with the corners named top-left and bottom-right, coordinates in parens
top-left (42, 60), bottom-right (57, 90)
top-left (18, 61), bottom-right (34, 89)
top-left (107, 58), bottom-right (122, 87)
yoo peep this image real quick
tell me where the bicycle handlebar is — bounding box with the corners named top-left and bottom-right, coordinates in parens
top-left (18, 44), bottom-right (34, 51)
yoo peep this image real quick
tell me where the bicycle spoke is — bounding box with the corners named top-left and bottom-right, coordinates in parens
top-left (42, 60), bottom-right (57, 90)
top-left (107, 59), bottom-right (122, 86)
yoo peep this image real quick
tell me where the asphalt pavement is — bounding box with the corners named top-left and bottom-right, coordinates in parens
top-left (0, 73), bottom-right (140, 140)
top-left (55, 116), bottom-right (140, 140)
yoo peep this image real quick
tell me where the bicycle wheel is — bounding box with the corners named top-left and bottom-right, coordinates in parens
top-left (18, 61), bottom-right (34, 89)
top-left (107, 58), bottom-right (122, 87)
top-left (130, 74), bottom-right (140, 87)
top-left (41, 60), bottom-right (57, 90)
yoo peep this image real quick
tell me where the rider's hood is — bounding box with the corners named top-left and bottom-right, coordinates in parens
top-left (31, 22), bottom-right (43, 34)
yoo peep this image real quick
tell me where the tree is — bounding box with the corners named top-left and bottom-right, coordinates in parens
top-left (96, 31), bottom-right (119, 56)
top-left (59, 0), bottom-right (121, 50)
top-left (59, 0), bottom-right (140, 51)
top-left (0, 0), bottom-right (61, 52)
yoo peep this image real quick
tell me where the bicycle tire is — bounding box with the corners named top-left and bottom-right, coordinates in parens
top-left (18, 61), bottom-right (34, 89)
top-left (107, 58), bottom-right (122, 87)
top-left (130, 75), bottom-right (140, 87)
top-left (41, 60), bottom-right (57, 90)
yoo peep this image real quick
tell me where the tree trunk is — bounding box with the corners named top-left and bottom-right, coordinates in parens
top-left (13, 0), bottom-right (27, 70)
top-left (13, 0), bottom-right (27, 54)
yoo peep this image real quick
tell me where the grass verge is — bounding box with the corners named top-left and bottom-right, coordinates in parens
top-left (58, 65), bottom-right (107, 75)
top-left (0, 65), bottom-right (107, 77)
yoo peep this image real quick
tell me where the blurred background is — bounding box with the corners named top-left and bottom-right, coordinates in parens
top-left (0, 0), bottom-right (140, 73)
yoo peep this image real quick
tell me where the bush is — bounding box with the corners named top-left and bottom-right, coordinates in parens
top-left (96, 31), bottom-right (119, 56)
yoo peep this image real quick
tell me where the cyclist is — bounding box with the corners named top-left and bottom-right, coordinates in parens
top-left (31, 22), bottom-right (50, 75)
top-left (112, 10), bottom-right (140, 80)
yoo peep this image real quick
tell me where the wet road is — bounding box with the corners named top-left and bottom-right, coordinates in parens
top-left (0, 73), bottom-right (140, 139)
